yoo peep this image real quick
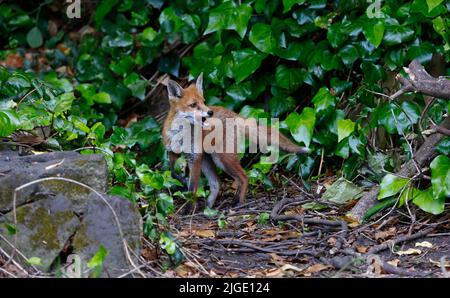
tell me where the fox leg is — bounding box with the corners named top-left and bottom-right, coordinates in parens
top-left (187, 153), bottom-right (203, 194)
top-left (178, 153), bottom-right (203, 214)
top-left (168, 151), bottom-right (187, 186)
top-left (218, 154), bottom-right (248, 205)
top-left (201, 155), bottom-right (220, 208)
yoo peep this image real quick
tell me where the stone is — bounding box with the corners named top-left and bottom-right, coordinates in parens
top-left (0, 150), bottom-right (142, 277)
top-left (0, 196), bottom-right (81, 271)
top-left (72, 195), bottom-right (142, 277)
top-left (0, 151), bottom-right (108, 212)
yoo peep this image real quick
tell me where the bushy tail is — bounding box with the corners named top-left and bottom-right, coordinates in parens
top-left (276, 130), bottom-right (311, 154)
top-left (242, 120), bottom-right (311, 154)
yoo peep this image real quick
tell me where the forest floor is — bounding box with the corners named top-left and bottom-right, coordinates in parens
top-left (145, 175), bottom-right (450, 278)
top-left (1, 174), bottom-right (449, 278)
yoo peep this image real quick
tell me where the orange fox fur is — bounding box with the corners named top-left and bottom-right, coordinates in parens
top-left (163, 74), bottom-right (310, 208)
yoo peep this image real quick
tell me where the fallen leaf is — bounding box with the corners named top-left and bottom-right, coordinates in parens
top-left (356, 246), bottom-right (368, 253)
top-left (375, 227), bottom-right (397, 240)
top-left (141, 248), bottom-right (158, 261)
top-left (429, 258), bottom-right (450, 268)
top-left (269, 253), bottom-right (286, 266)
top-left (387, 259), bottom-right (400, 267)
top-left (175, 264), bottom-right (195, 277)
top-left (415, 241), bottom-right (433, 248)
top-left (266, 264), bottom-right (303, 277)
top-left (302, 264), bottom-right (332, 276)
top-left (192, 229), bottom-right (215, 238)
top-left (1, 53), bottom-right (24, 68)
top-left (321, 177), bottom-right (364, 205)
top-left (396, 248), bottom-right (422, 256)
top-left (261, 235), bottom-right (282, 242)
top-left (327, 237), bottom-right (337, 246)
top-left (57, 43), bottom-right (71, 55)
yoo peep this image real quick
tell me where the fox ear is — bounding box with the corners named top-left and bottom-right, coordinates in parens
top-left (167, 80), bottom-right (183, 101)
top-left (196, 72), bottom-right (203, 96)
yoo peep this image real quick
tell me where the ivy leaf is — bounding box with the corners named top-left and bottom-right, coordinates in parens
top-left (95, 0), bottom-right (120, 27)
top-left (54, 92), bottom-right (75, 115)
top-left (378, 174), bottom-right (409, 200)
top-left (110, 56), bottom-right (135, 77)
top-left (322, 177), bottom-right (364, 205)
top-left (283, 0), bottom-right (306, 13)
top-left (158, 53), bottom-right (180, 77)
top-left (361, 61), bottom-right (385, 84)
top-left (406, 42), bottom-right (434, 64)
top-left (275, 65), bottom-right (307, 91)
top-left (124, 73), bottom-right (148, 100)
top-left (430, 155), bottom-right (450, 200)
top-left (383, 25), bottom-right (415, 46)
top-left (27, 257), bottom-right (43, 266)
top-left (204, 207), bottom-right (219, 218)
top-left (249, 23), bottom-right (276, 54)
top-left (226, 82), bottom-right (252, 102)
top-left (285, 108), bottom-right (316, 147)
top-left (338, 45), bottom-right (360, 66)
top-left (26, 27), bottom-right (43, 48)
top-left (0, 110), bottom-right (18, 137)
top-left (204, 2), bottom-right (252, 39)
top-left (87, 245), bottom-right (109, 269)
top-left (413, 188), bottom-right (445, 215)
top-left (435, 137), bottom-right (450, 156)
top-left (269, 96), bottom-right (296, 117)
top-left (363, 21), bottom-right (385, 48)
top-left (426, 0), bottom-right (444, 12)
top-left (92, 92), bottom-right (111, 104)
top-left (327, 23), bottom-right (347, 48)
top-left (157, 193), bottom-right (174, 216)
top-left (75, 84), bottom-right (95, 105)
top-left (231, 49), bottom-right (265, 83)
top-left (311, 87), bottom-right (336, 115)
top-left (337, 119), bottom-right (355, 142)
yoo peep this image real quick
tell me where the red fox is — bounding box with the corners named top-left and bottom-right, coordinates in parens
top-left (162, 74), bottom-right (311, 209)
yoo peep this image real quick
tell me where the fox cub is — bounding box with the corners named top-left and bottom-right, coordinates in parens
top-left (163, 74), bottom-right (310, 209)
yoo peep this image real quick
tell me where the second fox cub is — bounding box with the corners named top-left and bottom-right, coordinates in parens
top-left (163, 74), bottom-right (310, 208)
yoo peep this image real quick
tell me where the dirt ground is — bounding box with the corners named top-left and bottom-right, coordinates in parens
top-left (145, 176), bottom-right (450, 278)
top-left (1, 176), bottom-right (449, 278)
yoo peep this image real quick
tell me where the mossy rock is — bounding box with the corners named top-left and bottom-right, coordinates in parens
top-left (0, 196), bottom-right (80, 271)
top-left (0, 152), bottom-right (108, 212)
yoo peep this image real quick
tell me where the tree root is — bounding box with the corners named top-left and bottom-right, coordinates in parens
top-left (271, 197), bottom-right (348, 250)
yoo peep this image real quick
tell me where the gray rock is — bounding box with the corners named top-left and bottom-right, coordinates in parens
top-left (0, 151), bottom-right (142, 277)
top-left (0, 152), bottom-right (108, 212)
top-left (0, 196), bottom-right (81, 271)
top-left (72, 195), bottom-right (142, 277)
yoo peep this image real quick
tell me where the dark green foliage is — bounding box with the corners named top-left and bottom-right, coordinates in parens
top-left (0, 0), bottom-right (449, 251)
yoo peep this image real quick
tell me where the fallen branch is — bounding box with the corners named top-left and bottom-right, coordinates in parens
top-left (349, 59), bottom-right (450, 223)
top-left (212, 239), bottom-right (318, 256)
top-left (271, 197), bottom-right (348, 250)
top-left (391, 60), bottom-right (450, 100)
top-left (368, 227), bottom-right (434, 254)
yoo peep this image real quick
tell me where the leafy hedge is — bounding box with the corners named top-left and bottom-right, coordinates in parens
top-left (0, 0), bottom-right (449, 257)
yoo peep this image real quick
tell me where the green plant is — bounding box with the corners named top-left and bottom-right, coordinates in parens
top-left (0, 0), bottom-right (449, 259)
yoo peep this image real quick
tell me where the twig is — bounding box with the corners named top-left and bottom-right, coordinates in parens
top-left (212, 239), bottom-right (318, 256)
top-left (368, 227), bottom-right (434, 254)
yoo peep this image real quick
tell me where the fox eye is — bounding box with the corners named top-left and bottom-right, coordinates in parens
top-left (189, 103), bottom-right (197, 108)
